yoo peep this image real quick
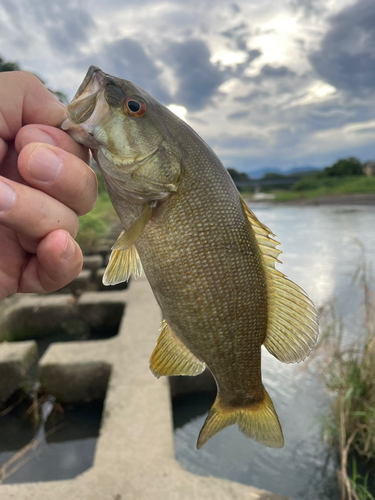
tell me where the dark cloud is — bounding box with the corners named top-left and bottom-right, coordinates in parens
top-left (164, 39), bottom-right (228, 110)
top-left (258, 64), bottom-right (296, 79)
top-left (227, 110), bottom-right (251, 120)
top-left (289, 0), bottom-right (326, 16)
top-left (78, 38), bottom-right (170, 104)
top-left (47, 11), bottom-right (96, 53)
top-left (230, 49), bottom-right (262, 79)
top-left (221, 23), bottom-right (249, 51)
top-left (234, 89), bottom-right (270, 103)
top-left (310, 0), bottom-right (375, 95)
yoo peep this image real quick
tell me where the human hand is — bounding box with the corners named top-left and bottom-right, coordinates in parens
top-left (0, 71), bottom-right (98, 299)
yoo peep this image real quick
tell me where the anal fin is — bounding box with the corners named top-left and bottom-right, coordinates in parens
top-left (103, 244), bottom-right (142, 285)
top-left (149, 320), bottom-right (206, 378)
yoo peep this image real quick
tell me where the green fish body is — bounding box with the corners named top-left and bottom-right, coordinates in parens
top-left (61, 66), bottom-right (318, 449)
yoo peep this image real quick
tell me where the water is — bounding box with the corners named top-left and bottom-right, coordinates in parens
top-left (0, 393), bottom-right (103, 484)
top-left (173, 203), bottom-right (375, 500)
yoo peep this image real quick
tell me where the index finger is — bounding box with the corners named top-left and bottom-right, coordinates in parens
top-left (0, 71), bottom-right (66, 141)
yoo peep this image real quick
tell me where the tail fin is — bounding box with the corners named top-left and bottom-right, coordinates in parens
top-left (197, 389), bottom-right (284, 449)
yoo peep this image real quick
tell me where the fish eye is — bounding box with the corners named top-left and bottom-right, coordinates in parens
top-left (124, 98), bottom-right (146, 117)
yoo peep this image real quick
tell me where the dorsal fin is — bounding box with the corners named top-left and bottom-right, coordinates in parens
top-left (240, 197), bottom-right (318, 363)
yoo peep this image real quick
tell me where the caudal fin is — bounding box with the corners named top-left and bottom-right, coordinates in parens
top-left (197, 389), bottom-right (284, 449)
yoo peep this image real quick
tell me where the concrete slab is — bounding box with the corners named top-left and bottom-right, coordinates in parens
top-left (57, 269), bottom-right (92, 294)
top-left (39, 341), bottom-right (111, 402)
top-left (78, 291), bottom-right (126, 331)
top-left (0, 341), bottom-right (37, 402)
top-left (0, 295), bottom-right (76, 342)
top-left (0, 277), bottom-right (288, 500)
top-left (82, 255), bottom-right (103, 272)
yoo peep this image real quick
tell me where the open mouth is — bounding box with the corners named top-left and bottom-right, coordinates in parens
top-left (73, 66), bottom-right (106, 100)
top-left (64, 66), bottom-right (107, 125)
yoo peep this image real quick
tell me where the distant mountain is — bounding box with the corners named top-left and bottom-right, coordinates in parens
top-left (248, 166), bottom-right (321, 179)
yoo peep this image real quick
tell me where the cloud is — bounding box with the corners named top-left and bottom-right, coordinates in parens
top-left (257, 64), bottom-right (296, 79)
top-left (47, 11), bottom-right (96, 53)
top-left (163, 39), bottom-right (228, 110)
top-left (310, 0), bottom-right (375, 95)
top-left (234, 89), bottom-right (270, 103)
top-left (221, 22), bottom-right (249, 51)
top-left (227, 110), bottom-right (251, 120)
top-left (289, 0), bottom-right (327, 16)
top-left (77, 37), bottom-right (171, 104)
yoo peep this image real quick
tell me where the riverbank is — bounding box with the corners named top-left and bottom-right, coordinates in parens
top-left (245, 193), bottom-right (375, 206)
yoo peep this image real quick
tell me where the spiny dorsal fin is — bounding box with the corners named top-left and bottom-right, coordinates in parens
top-left (150, 320), bottom-right (206, 378)
top-left (240, 197), bottom-right (318, 363)
top-left (103, 244), bottom-right (143, 285)
top-left (112, 203), bottom-right (153, 250)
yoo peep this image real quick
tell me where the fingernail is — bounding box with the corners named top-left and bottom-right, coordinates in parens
top-left (29, 147), bottom-right (63, 182)
top-left (0, 180), bottom-right (15, 212)
top-left (61, 233), bottom-right (75, 260)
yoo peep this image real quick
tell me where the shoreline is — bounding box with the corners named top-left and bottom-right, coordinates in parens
top-left (246, 193), bottom-right (375, 206)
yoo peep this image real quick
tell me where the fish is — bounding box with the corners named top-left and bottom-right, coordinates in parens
top-left (61, 66), bottom-right (319, 449)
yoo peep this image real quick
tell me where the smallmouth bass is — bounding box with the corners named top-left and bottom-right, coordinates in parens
top-left (61, 66), bottom-right (318, 449)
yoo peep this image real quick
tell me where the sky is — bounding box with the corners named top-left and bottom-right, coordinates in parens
top-left (1, 0), bottom-right (375, 174)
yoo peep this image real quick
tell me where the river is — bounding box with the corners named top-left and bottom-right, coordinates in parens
top-left (173, 203), bottom-right (375, 500)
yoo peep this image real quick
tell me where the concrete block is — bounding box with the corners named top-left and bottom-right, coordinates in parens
top-left (57, 269), bottom-right (92, 294)
top-left (82, 255), bottom-right (103, 272)
top-left (0, 341), bottom-right (37, 402)
top-left (77, 291), bottom-right (126, 331)
top-left (1, 277), bottom-right (287, 500)
top-left (39, 341), bottom-right (112, 402)
top-left (0, 295), bottom-right (76, 342)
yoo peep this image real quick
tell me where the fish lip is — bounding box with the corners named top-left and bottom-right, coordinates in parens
top-left (73, 65), bottom-right (106, 100)
top-left (61, 66), bottom-right (108, 130)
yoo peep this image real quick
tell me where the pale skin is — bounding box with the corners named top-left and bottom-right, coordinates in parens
top-left (0, 71), bottom-right (98, 299)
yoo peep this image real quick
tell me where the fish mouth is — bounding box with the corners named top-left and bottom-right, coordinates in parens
top-left (73, 65), bottom-right (106, 101)
top-left (60, 66), bottom-right (110, 148)
top-left (63, 66), bottom-right (106, 126)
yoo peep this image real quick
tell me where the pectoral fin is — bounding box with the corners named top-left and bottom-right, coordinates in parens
top-left (103, 203), bottom-right (153, 286)
top-left (112, 203), bottom-right (153, 250)
top-left (240, 197), bottom-right (319, 363)
top-left (103, 244), bottom-right (143, 285)
top-left (150, 320), bottom-right (206, 378)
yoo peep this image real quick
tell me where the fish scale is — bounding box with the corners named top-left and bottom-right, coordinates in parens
top-left (61, 65), bottom-right (319, 449)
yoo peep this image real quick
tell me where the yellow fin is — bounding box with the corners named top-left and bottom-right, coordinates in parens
top-left (112, 203), bottom-right (153, 251)
top-left (150, 320), bottom-right (206, 378)
top-left (103, 244), bottom-right (143, 286)
top-left (240, 197), bottom-right (318, 363)
top-left (197, 389), bottom-right (284, 449)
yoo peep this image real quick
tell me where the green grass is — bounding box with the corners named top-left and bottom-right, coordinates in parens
top-left (75, 174), bottom-right (118, 254)
top-left (273, 176), bottom-right (375, 202)
top-left (313, 246), bottom-right (375, 499)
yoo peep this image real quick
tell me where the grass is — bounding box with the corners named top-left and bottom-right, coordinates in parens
top-left (273, 176), bottom-right (375, 202)
top-left (313, 243), bottom-right (375, 499)
top-left (75, 173), bottom-right (118, 254)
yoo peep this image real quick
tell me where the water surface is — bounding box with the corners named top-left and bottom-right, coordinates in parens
top-left (173, 203), bottom-right (375, 500)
